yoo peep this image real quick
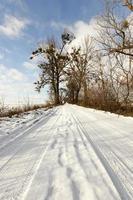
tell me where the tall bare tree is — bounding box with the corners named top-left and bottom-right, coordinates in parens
top-left (64, 37), bottom-right (93, 104)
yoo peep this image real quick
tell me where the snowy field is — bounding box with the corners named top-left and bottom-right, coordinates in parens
top-left (0, 104), bottom-right (133, 200)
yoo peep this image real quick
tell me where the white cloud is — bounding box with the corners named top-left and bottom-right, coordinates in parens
top-left (0, 15), bottom-right (29, 38)
top-left (8, 68), bottom-right (24, 80)
top-left (72, 19), bottom-right (98, 37)
top-left (69, 19), bottom-right (98, 48)
top-left (0, 64), bottom-right (25, 81)
top-left (23, 61), bottom-right (36, 70)
top-left (0, 64), bottom-right (48, 105)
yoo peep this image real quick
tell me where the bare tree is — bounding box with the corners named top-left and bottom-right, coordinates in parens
top-left (97, 1), bottom-right (133, 57)
top-left (64, 37), bottom-right (94, 105)
top-left (123, 0), bottom-right (133, 11)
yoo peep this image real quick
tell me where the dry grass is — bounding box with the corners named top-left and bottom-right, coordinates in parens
top-left (79, 100), bottom-right (133, 117)
top-left (0, 102), bottom-right (53, 118)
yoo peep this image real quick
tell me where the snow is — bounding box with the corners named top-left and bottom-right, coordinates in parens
top-left (0, 108), bottom-right (52, 149)
top-left (0, 104), bottom-right (133, 200)
top-left (0, 109), bottom-right (46, 135)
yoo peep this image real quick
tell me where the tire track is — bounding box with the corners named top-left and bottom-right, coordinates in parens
top-left (69, 112), bottom-right (119, 200)
top-left (0, 108), bottom-right (61, 200)
top-left (0, 107), bottom-right (57, 151)
top-left (71, 108), bottom-right (132, 200)
top-left (0, 108), bottom-right (58, 173)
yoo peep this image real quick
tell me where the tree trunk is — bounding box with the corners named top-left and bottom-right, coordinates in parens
top-left (83, 79), bottom-right (88, 106)
top-left (55, 67), bottom-right (60, 105)
top-left (75, 89), bottom-right (80, 104)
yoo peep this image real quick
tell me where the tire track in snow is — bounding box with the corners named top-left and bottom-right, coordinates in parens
top-left (71, 107), bottom-right (132, 200)
top-left (69, 112), bottom-right (119, 200)
top-left (44, 171), bottom-right (53, 200)
top-left (0, 108), bottom-right (58, 173)
top-left (0, 108), bottom-right (61, 200)
top-left (40, 109), bottom-right (82, 200)
top-left (73, 107), bottom-right (133, 199)
top-left (20, 109), bottom-right (63, 200)
top-left (24, 106), bottom-right (73, 200)
top-left (66, 167), bottom-right (80, 200)
top-left (50, 107), bottom-right (120, 200)
top-left (89, 129), bottom-right (133, 198)
top-left (60, 112), bottom-right (96, 200)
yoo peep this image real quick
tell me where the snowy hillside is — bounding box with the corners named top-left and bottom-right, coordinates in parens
top-left (0, 104), bottom-right (133, 200)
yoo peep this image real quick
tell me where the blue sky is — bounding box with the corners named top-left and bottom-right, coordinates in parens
top-left (0, 0), bottom-right (104, 105)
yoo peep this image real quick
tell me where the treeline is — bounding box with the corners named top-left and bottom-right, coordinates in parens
top-left (31, 0), bottom-right (133, 115)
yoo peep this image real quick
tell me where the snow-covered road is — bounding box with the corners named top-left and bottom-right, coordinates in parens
top-left (0, 104), bottom-right (133, 200)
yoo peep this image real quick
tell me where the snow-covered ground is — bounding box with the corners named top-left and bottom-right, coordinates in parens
top-left (0, 108), bottom-right (54, 149)
top-left (0, 104), bottom-right (133, 200)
